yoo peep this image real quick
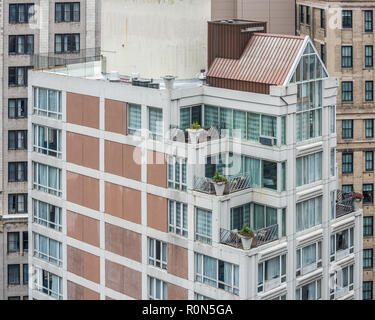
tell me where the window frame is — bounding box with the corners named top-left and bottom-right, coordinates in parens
top-left (342, 120), bottom-right (353, 139)
top-left (257, 254), bottom-right (286, 293)
top-left (55, 2), bottom-right (80, 23)
top-left (167, 156), bottom-right (187, 191)
top-left (8, 264), bottom-right (20, 285)
top-left (168, 200), bottom-right (188, 237)
top-left (8, 35), bottom-right (34, 55)
top-left (366, 119), bottom-right (374, 138)
top-left (33, 87), bottom-right (63, 119)
top-left (54, 33), bottom-right (80, 54)
top-left (363, 249), bottom-right (373, 269)
top-left (330, 227), bottom-right (354, 262)
top-left (8, 194), bottom-right (28, 214)
top-left (33, 233), bottom-right (63, 266)
top-left (8, 162), bottom-right (28, 182)
top-left (365, 10), bottom-right (373, 32)
top-left (34, 268), bottom-right (63, 300)
top-left (9, 3), bottom-right (35, 24)
top-left (342, 10), bottom-right (353, 29)
top-left (341, 46), bottom-right (353, 68)
top-left (342, 81), bottom-right (353, 102)
top-left (8, 98), bottom-right (27, 119)
top-left (364, 216), bottom-right (374, 237)
top-left (363, 183), bottom-right (374, 204)
top-left (365, 45), bottom-right (374, 68)
top-left (148, 276), bottom-right (167, 300)
top-left (363, 281), bottom-right (373, 300)
top-left (7, 232), bottom-right (20, 253)
top-left (342, 153), bottom-right (353, 174)
top-left (32, 124), bottom-right (62, 158)
top-left (195, 207), bottom-right (212, 244)
top-left (8, 66), bottom-right (33, 86)
top-left (32, 162), bottom-right (62, 197)
top-left (33, 199), bottom-right (63, 232)
top-left (365, 151), bottom-right (374, 171)
top-left (148, 237), bottom-right (167, 270)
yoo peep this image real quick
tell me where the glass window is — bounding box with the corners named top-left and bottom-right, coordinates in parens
top-left (306, 7), bottom-right (310, 25)
top-left (8, 194), bottom-right (27, 214)
top-left (167, 156), bottom-right (187, 191)
top-left (364, 249), bottom-right (373, 269)
top-left (366, 119), bottom-right (374, 138)
top-left (363, 184), bottom-right (374, 204)
top-left (296, 279), bottom-right (321, 300)
top-left (8, 162), bottom-right (27, 182)
top-left (7, 232), bottom-right (20, 252)
top-left (296, 152), bottom-right (322, 186)
top-left (168, 200), bottom-right (188, 237)
top-left (23, 231), bottom-right (28, 251)
top-left (195, 208), bottom-right (212, 244)
top-left (8, 98), bottom-right (27, 119)
top-left (363, 281), bottom-right (373, 300)
top-left (330, 228), bottom-right (354, 261)
top-left (365, 10), bottom-right (373, 32)
top-left (366, 46), bottom-right (374, 67)
top-left (127, 103), bottom-right (141, 136)
top-left (342, 120), bottom-right (353, 139)
top-left (342, 184), bottom-right (353, 196)
top-left (148, 276), bottom-right (167, 300)
top-left (9, 35), bottom-right (34, 54)
top-left (341, 46), bottom-right (352, 68)
top-left (342, 10), bottom-right (352, 28)
top-left (195, 253), bottom-right (239, 295)
top-left (33, 87), bottom-right (62, 119)
top-left (296, 242), bottom-right (322, 275)
top-left (23, 264), bottom-right (29, 284)
top-left (8, 265), bottom-right (20, 285)
top-left (366, 151), bottom-right (374, 171)
top-left (33, 233), bottom-right (63, 266)
top-left (253, 204), bottom-right (277, 231)
top-left (342, 153), bottom-right (353, 173)
top-left (33, 199), bottom-right (62, 232)
top-left (148, 107), bottom-right (163, 140)
top-left (56, 2), bottom-right (80, 22)
top-left (258, 254), bottom-right (286, 292)
top-left (300, 5), bottom-right (304, 24)
top-left (32, 162), bottom-right (62, 197)
top-left (296, 196), bottom-right (322, 232)
top-left (366, 81), bottom-right (374, 101)
top-left (9, 4), bottom-right (35, 23)
top-left (148, 238), bottom-right (167, 270)
top-left (33, 125), bottom-right (62, 158)
top-left (342, 81), bottom-right (353, 102)
top-left (364, 216), bottom-right (374, 237)
top-left (262, 161), bottom-right (277, 190)
top-left (55, 34), bottom-right (80, 53)
top-left (330, 106), bottom-right (335, 133)
top-left (34, 268), bottom-right (62, 300)
top-left (8, 130), bottom-right (27, 150)
top-left (8, 66), bottom-right (32, 86)
top-left (230, 203), bottom-right (250, 231)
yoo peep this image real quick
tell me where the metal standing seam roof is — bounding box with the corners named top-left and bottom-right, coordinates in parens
top-left (207, 33), bottom-right (306, 86)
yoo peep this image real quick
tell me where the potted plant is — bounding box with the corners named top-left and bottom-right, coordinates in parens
top-left (348, 192), bottom-right (364, 210)
top-left (212, 171), bottom-right (228, 196)
top-left (238, 224), bottom-right (255, 250)
top-left (187, 122), bottom-right (204, 144)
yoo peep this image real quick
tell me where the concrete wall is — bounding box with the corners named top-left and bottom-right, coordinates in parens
top-left (101, 0), bottom-right (211, 79)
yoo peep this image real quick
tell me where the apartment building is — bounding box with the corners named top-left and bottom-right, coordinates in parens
top-left (0, 0), bottom-right (100, 300)
top-left (296, 0), bottom-right (375, 300)
top-left (27, 19), bottom-right (362, 300)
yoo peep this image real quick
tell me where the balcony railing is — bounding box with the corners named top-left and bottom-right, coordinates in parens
top-left (193, 173), bottom-right (252, 195)
top-left (220, 224), bottom-right (279, 250)
top-left (336, 190), bottom-right (354, 218)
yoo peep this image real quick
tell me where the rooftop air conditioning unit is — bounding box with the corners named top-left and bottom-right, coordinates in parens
top-left (108, 71), bottom-right (120, 82)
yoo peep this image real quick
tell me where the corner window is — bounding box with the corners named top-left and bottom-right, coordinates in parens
top-left (258, 255), bottom-right (286, 292)
top-left (33, 87), bottom-right (62, 119)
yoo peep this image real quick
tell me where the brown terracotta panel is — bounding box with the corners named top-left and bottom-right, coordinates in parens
top-left (123, 186), bottom-right (141, 224)
top-left (84, 250), bottom-right (100, 284)
top-left (105, 99), bottom-right (127, 135)
top-left (122, 264), bottom-right (142, 299)
top-left (67, 132), bottom-right (99, 170)
top-left (67, 92), bottom-right (83, 126)
top-left (67, 246), bottom-right (100, 284)
top-left (105, 260), bottom-right (124, 294)
top-left (147, 194), bottom-right (168, 232)
top-left (105, 140), bottom-right (123, 176)
top-left (83, 95), bottom-right (100, 129)
top-left (123, 144), bottom-right (141, 182)
top-left (67, 210), bottom-right (83, 242)
top-left (67, 245), bottom-right (84, 277)
top-left (105, 223), bottom-right (141, 262)
top-left (147, 150), bottom-right (167, 188)
top-left (67, 281), bottom-right (100, 300)
top-left (82, 135), bottom-right (100, 170)
top-left (168, 283), bottom-right (188, 300)
top-left (66, 172), bottom-right (83, 209)
top-left (168, 244), bottom-right (188, 280)
top-left (105, 260), bottom-right (142, 299)
top-left (105, 182), bottom-right (123, 219)
top-left (66, 92), bottom-right (99, 129)
top-left (82, 175), bottom-right (100, 211)
top-left (66, 132), bottom-right (83, 166)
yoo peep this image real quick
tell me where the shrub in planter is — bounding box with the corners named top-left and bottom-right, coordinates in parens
top-left (212, 172), bottom-right (228, 196)
top-left (238, 224), bottom-right (255, 250)
top-left (187, 122), bottom-right (203, 143)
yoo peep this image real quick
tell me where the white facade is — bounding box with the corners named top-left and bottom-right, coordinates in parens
top-left (28, 37), bottom-right (362, 300)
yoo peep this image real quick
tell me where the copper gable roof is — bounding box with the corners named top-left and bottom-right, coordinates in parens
top-left (206, 33), bottom-right (306, 93)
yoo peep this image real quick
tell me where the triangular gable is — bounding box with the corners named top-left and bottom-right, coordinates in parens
top-left (284, 37), bottom-right (329, 85)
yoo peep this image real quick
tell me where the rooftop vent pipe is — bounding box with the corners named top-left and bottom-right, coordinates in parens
top-left (163, 75), bottom-right (176, 90)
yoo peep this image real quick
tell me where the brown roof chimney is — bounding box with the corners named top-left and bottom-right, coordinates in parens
top-left (207, 19), bottom-right (267, 70)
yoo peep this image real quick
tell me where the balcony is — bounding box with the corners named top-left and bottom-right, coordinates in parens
top-left (193, 173), bottom-right (252, 195)
top-left (220, 224), bottom-right (279, 250)
top-left (335, 190), bottom-right (354, 218)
